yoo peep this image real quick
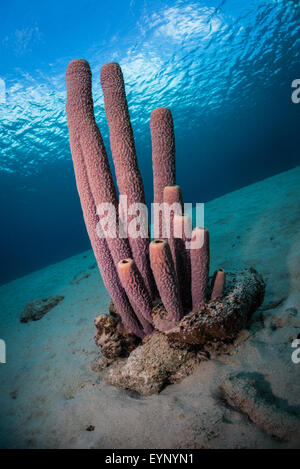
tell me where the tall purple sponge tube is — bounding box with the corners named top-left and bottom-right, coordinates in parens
top-left (65, 66), bottom-right (144, 337)
top-left (100, 62), bottom-right (155, 299)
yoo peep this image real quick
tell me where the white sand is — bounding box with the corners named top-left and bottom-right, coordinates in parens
top-left (0, 166), bottom-right (299, 448)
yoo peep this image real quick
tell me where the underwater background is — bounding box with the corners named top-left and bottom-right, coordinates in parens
top-left (0, 0), bottom-right (299, 285)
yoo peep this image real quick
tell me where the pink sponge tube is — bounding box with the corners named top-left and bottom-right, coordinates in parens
top-left (173, 214), bottom-right (192, 312)
top-left (65, 124), bottom-right (145, 338)
top-left (163, 185), bottom-right (183, 212)
top-left (211, 269), bottom-right (226, 300)
top-left (151, 108), bottom-right (176, 239)
top-left (163, 185), bottom-right (184, 271)
top-left (190, 227), bottom-right (210, 311)
top-left (100, 62), bottom-right (155, 299)
top-left (149, 240), bottom-right (183, 321)
top-left (150, 108), bottom-right (176, 204)
top-left (118, 258), bottom-right (154, 335)
top-left (65, 59), bottom-right (132, 266)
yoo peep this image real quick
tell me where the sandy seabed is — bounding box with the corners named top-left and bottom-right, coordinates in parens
top-left (0, 167), bottom-right (300, 449)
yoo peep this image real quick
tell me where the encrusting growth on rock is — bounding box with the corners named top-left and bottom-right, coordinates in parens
top-left (102, 269), bottom-right (265, 395)
top-left (65, 59), bottom-right (265, 394)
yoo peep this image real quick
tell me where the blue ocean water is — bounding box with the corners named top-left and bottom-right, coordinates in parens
top-left (0, 0), bottom-right (299, 285)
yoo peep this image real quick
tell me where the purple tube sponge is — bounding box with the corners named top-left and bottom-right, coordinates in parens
top-left (66, 59), bottom-right (132, 266)
top-left (100, 62), bottom-right (155, 299)
top-left (149, 240), bottom-right (183, 321)
top-left (211, 269), bottom-right (226, 300)
top-left (173, 214), bottom-right (192, 311)
top-left (151, 108), bottom-right (176, 238)
top-left (117, 258), bottom-right (154, 335)
top-left (66, 59), bottom-right (219, 341)
top-left (151, 108), bottom-right (176, 204)
top-left (190, 227), bottom-right (210, 311)
top-left (65, 68), bottom-right (144, 337)
top-left (163, 185), bottom-right (184, 273)
top-left (163, 185), bottom-right (183, 212)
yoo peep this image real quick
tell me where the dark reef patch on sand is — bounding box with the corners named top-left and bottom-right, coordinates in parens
top-left (20, 295), bottom-right (64, 323)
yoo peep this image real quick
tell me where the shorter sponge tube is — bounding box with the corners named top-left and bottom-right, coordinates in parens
top-left (118, 258), bottom-right (154, 335)
top-left (173, 214), bottom-right (192, 311)
top-left (163, 185), bottom-right (183, 281)
top-left (190, 227), bottom-right (210, 311)
top-left (149, 240), bottom-right (183, 321)
top-left (163, 185), bottom-right (183, 212)
top-left (211, 269), bottom-right (226, 300)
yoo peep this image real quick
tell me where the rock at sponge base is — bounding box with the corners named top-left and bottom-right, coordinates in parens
top-left (94, 268), bottom-right (265, 396)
